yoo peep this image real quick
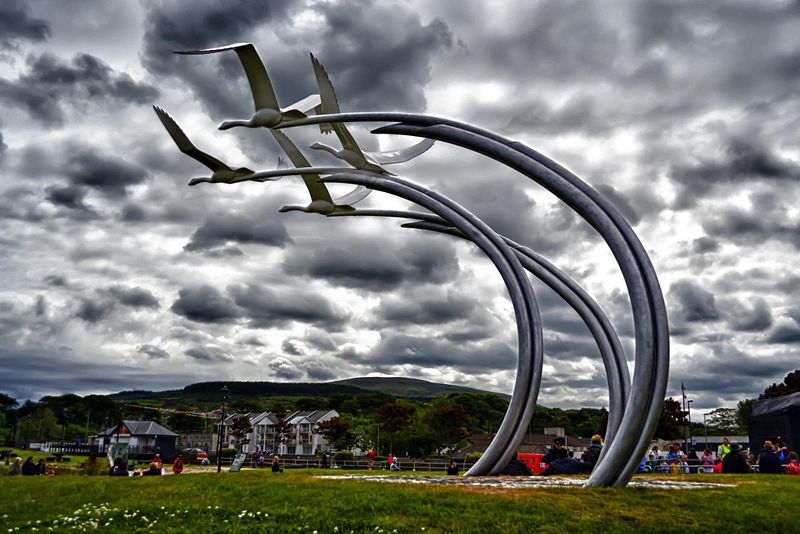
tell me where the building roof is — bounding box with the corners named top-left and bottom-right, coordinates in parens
top-left (750, 392), bottom-right (800, 418)
top-left (98, 420), bottom-right (177, 437)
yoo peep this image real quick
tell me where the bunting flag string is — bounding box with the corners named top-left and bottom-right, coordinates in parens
top-left (122, 403), bottom-right (223, 420)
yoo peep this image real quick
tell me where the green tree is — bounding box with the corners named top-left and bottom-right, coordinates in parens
top-left (424, 404), bottom-right (469, 453)
top-left (736, 398), bottom-right (756, 432)
top-left (654, 398), bottom-right (687, 440)
top-left (294, 397), bottom-right (325, 411)
top-left (761, 369), bottom-right (800, 399)
top-left (315, 416), bottom-right (356, 451)
top-left (229, 415), bottom-right (253, 450)
top-left (705, 408), bottom-right (742, 434)
top-left (229, 399), bottom-right (265, 413)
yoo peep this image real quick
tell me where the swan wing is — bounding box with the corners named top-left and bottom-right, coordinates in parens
top-left (310, 53), bottom-right (341, 134)
top-left (153, 106), bottom-right (230, 172)
top-left (283, 93), bottom-right (322, 114)
top-left (333, 185), bottom-right (371, 207)
top-left (271, 130), bottom-right (333, 203)
top-left (175, 43), bottom-right (279, 112)
top-left (368, 139), bottom-right (435, 165)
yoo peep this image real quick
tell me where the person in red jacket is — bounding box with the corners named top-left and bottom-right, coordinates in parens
top-left (172, 455), bottom-right (185, 474)
top-left (784, 451), bottom-right (799, 475)
top-left (387, 453), bottom-right (394, 470)
top-left (367, 449), bottom-right (376, 470)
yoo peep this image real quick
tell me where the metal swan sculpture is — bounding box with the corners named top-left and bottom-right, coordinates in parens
top-left (175, 43), bottom-right (321, 130)
top-left (271, 130), bottom-right (370, 215)
top-left (308, 53), bottom-right (434, 173)
top-left (153, 106), bottom-right (276, 186)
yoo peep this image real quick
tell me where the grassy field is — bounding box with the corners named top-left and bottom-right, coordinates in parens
top-left (0, 466), bottom-right (798, 533)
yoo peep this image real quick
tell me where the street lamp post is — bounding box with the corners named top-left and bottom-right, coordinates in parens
top-left (216, 385), bottom-right (228, 473)
top-left (687, 400), bottom-right (694, 451)
top-left (703, 413), bottom-right (710, 449)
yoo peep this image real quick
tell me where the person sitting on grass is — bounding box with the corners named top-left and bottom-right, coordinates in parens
top-left (542, 436), bottom-right (565, 465)
top-left (8, 457), bottom-right (22, 475)
top-left (110, 457), bottom-right (129, 476)
top-left (272, 455), bottom-right (283, 473)
top-left (172, 455), bottom-right (185, 475)
top-left (785, 451), bottom-right (800, 476)
top-left (446, 459), bottom-right (459, 476)
top-left (21, 456), bottom-right (37, 476)
top-left (540, 447), bottom-right (588, 476)
top-left (581, 434), bottom-right (603, 471)
top-left (143, 461), bottom-right (163, 476)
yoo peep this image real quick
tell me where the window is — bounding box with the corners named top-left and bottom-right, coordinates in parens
top-left (303, 446), bottom-right (312, 455)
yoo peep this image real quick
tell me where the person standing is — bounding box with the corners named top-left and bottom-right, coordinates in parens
top-left (271, 455), bottom-right (283, 473)
top-left (721, 443), bottom-right (749, 473)
top-left (367, 449), bottom-right (376, 470)
top-left (717, 437), bottom-right (731, 460)
top-left (758, 441), bottom-right (783, 474)
top-left (387, 453), bottom-right (394, 470)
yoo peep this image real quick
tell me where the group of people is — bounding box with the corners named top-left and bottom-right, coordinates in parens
top-left (645, 436), bottom-right (800, 475)
top-left (8, 456), bottom-right (52, 476)
top-left (108, 453), bottom-right (186, 477)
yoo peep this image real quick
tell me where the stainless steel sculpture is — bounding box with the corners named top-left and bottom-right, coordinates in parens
top-left (159, 43), bottom-right (670, 487)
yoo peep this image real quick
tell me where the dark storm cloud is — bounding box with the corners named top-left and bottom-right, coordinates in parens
top-left (377, 290), bottom-right (477, 326)
top-left (65, 148), bottom-right (150, 198)
top-left (107, 286), bottom-right (160, 310)
top-left (140, 0), bottom-right (294, 119)
top-left (43, 274), bottom-right (68, 287)
top-left (310, 0), bottom-right (452, 112)
top-left (305, 363), bottom-right (337, 381)
top-left (170, 285), bottom-right (239, 324)
top-left (137, 344), bottom-right (169, 360)
top-left (120, 203), bottom-right (147, 222)
top-left (341, 333), bottom-right (515, 372)
top-left (281, 339), bottom-right (304, 356)
top-left (185, 346), bottom-right (234, 363)
top-left (668, 280), bottom-right (721, 324)
top-left (701, 204), bottom-right (800, 251)
top-left (0, 132), bottom-right (7, 156)
top-left (692, 236), bottom-right (720, 254)
top-left (75, 298), bottom-right (114, 323)
top-left (671, 138), bottom-right (800, 208)
top-left (765, 321), bottom-right (800, 344)
top-left (228, 283), bottom-right (349, 329)
top-left (0, 346), bottom-right (191, 400)
top-left (0, 53), bottom-right (158, 126)
top-left (720, 297), bottom-right (773, 333)
top-left (302, 329), bottom-right (338, 352)
top-left (0, 1), bottom-right (50, 48)
top-left (268, 357), bottom-right (303, 380)
top-left (283, 234), bottom-right (459, 291)
top-left (45, 184), bottom-right (89, 211)
top-left (184, 213), bottom-right (292, 252)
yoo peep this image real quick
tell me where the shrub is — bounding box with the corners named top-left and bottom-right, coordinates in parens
top-left (464, 452), bottom-right (483, 464)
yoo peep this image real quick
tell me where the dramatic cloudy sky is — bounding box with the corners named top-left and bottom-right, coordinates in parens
top-left (1, 0), bottom-right (799, 414)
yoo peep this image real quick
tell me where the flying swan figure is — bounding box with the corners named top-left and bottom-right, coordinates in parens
top-left (270, 130), bottom-right (370, 215)
top-left (308, 53), bottom-right (435, 173)
top-left (153, 106), bottom-right (278, 186)
top-left (175, 43), bottom-right (321, 130)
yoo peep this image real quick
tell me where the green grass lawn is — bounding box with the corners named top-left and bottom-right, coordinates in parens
top-left (0, 467), bottom-right (798, 533)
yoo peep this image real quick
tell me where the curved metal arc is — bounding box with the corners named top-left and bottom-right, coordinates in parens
top-left (318, 171), bottom-right (543, 476)
top-left (280, 113), bottom-right (667, 487)
top-left (397, 219), bottom-right (629, 444)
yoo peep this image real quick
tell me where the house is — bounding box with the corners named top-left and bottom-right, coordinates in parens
top-left (225, 409), bottom-right (339, 455)
top-left (94, 420), bottom-right (178, 460)
top-left (177, 430), bottom-right (218, 452)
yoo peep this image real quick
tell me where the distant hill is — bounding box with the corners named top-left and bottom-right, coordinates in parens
top-left (109, 377), bottom-right (506, 405)
top-left (330, 377), bottom-right (509, 400)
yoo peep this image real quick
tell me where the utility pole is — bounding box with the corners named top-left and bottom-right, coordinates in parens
top-left (687, 400), bottom-right (693, 452)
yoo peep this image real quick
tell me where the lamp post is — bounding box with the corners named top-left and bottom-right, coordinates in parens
top-left (681, 382), bottom-right (688, 453)
top-left (216, 385), bottom-right (228, 473)
top-left (687, 400), bottom-right (693, 451)
top-left (703, 412), bottom-right (710, 449)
